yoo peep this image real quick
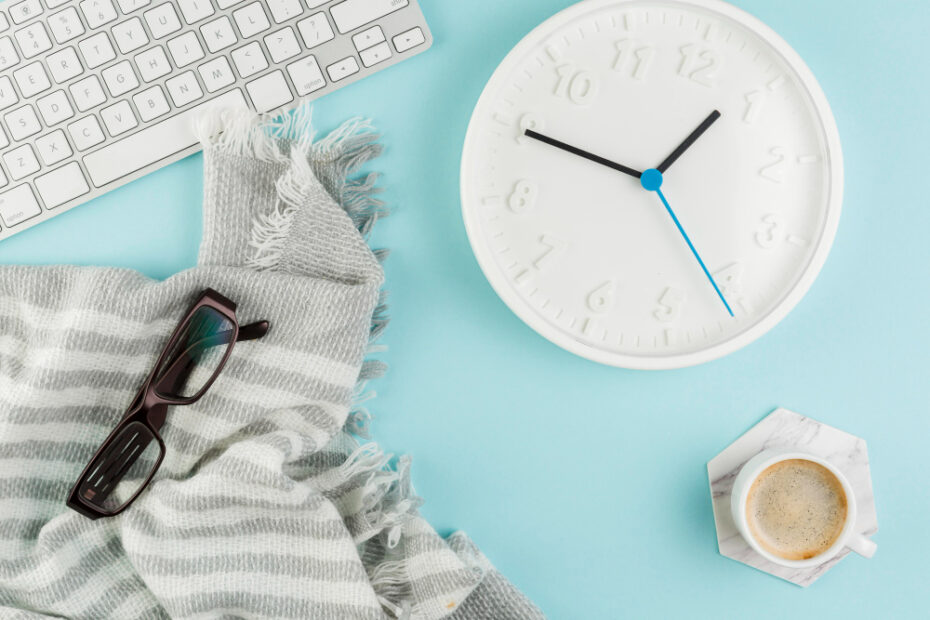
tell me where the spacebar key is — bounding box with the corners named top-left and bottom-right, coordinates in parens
top-left (83, 89), bottom-right (248, 187)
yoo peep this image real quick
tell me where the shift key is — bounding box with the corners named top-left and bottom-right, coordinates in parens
top-left (330, 0), bottom-right (408, 34)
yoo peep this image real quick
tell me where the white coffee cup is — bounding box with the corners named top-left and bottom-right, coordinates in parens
top-left (730, 450), bottom-right (877, 568)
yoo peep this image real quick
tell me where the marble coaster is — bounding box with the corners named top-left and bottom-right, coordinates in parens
top-left (707, 407), bottom-right (878, 587)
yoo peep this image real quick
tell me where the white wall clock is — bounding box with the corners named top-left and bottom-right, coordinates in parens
top-left (460, 0), bottom-right (842, 369)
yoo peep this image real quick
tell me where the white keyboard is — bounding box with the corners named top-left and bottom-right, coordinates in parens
top-left (0, 0), bottom-right (432, 242)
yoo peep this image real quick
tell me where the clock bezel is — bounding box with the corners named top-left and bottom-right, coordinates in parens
top-left (460, 0), bottom-right (843, 369)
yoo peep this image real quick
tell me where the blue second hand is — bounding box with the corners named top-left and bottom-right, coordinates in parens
top-left (639, 169), bottom-right (734, 317)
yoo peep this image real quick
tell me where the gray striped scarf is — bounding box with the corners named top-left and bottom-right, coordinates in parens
top-left (0, 112), bottom-right (543, 620)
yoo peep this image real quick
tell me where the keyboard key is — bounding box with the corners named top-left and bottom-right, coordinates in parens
top-left (5, 104), bottom-right (41, 140)
top-left (266, 0), bottom-right (302, 24)
top-left (330, 0), bottom-right (407, 34)
top-left (167, 31), bottom-right (204, 67)
top-left (0, 185), bottom-right (41, 228)
top-left (15, 22), bottom-right (53, 59)
top-left (359, 41), bottom-right (391, 68)
top-left (79, 0), bottom-right (118, 29)
top-left (296, 13), bottom-right (333, 49)
top-left (352, 26), bottom-right (384, 52)
top-left (69, 75), bottom-right (106, 111)
top-left (116, 0), bottom-right (151, 12)
top-left (233, 3), bottom-right (270, 39)
top-left (47, 47), bottom-right (83, 83)
top-left (13, 62), bottom-right (50, 97)
top-left (144, 3), bottom-right (182, 38)
top-left (83, 89), bottom-right (247, 186)
top-left (326, 56), bottom-right (359, 82)
top-left (132, 85), bottom-right (170, 121)
top-left (135, 46), bottom-right (172, 82)
top-left (264, 27), bottom-right (300, 64)
top-left (9, 0), bottom-right (43, 25)
top-left (36, 90), bottom-right (74, 125)
top-left (102, 60), bottom-right (139, 97)
top-left (393, 26), bottom-right (425, 53)
top-left (165, 70), bottom-right (203, 106)
top-left (0, 38), bottom-right (19, 71)
top-left (286, 55), bottom-right (325, 95)
top-left (4, 144), bottom-right (40, 180)
top-left (100, 100), bottom-right (137, 136)
top-left (230, 41), bottom-right (267, 77)
top-left (48, 7), bottom-right (85, 44)
top-left (245, 70), bottom-right (292, 112)
top-left (35, 129), bottom-right (73, 165)
top-left (177, 0), bottom-right (214, 24)
top-left (112, 17), bottom-right (149, 54)
top-left (0, 77), bottom-right (19, 111)
top-left (68, 115), bottom-right (106, 150)
top-left (200, 16), bottom-right (237, 53)
top-left (198, 56), bottom-right (235, 92)
top-left (35, 162), bottom-right (90, 208)
top-left (79, 32), bottom-right (116, 68)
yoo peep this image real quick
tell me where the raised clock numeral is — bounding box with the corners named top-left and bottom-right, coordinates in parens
top-left (586, 281), bottom-right (615, 314)
top-left (743, 90), bottom-right (764, 124)
top-left (759, 146), bottom-right (787, 183)
top-left (714, 262), bottom-right (745, 297)
top-left (613, 39), bottom-right (655, 80)
top-left (654, 287), bottom-right (685, 323)
top-left (533, 233), bottom-right (567, 271)
top-left (754, 214), bottom-right (783, 249)
top-left (508, 180), bottom-right (538, 213)
top-left (554, 63), bottom-right (599, 105)
top-left (678, 44), bottom-right (720, 87)
top-left (516, 113), bottom-right (544, 145)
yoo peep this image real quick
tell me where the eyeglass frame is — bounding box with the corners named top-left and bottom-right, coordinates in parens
top-left (66, 288), bottom-right (269, 520)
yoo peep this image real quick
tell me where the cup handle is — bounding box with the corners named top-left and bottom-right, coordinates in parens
top-left (847, 533), bottom-right (877, 559)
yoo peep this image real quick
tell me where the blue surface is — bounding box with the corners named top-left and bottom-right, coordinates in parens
top-left (2, 1), bottom-right (928, 617)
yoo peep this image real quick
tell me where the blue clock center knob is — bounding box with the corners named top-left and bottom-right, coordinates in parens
top-left (640, 168), bottom-right (664, 192)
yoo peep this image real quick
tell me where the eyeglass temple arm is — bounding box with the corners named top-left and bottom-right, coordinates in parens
top-left (237, 320), bottom-right (270, 342)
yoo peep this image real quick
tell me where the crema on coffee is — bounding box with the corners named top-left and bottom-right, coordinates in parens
top-left (745, 459), bottom-right (847, 561)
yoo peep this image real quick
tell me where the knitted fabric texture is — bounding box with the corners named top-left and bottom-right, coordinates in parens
top-left (0, 113), bottom-right (544, 620)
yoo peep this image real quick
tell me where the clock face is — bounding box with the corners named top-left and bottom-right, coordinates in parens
top-left (460, 0), bottom-right (842, 369)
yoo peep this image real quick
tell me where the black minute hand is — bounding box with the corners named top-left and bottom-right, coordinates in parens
top-left (656, 110), bottom-right (721, 174)
top-left (524, 129), bottom-right (642, 179)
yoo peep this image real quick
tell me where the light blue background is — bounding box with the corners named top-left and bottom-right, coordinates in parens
top-left (2, 1), bottom-right (928, 617)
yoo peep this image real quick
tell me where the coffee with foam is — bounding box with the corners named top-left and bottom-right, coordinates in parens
top-left (745, 459), bottom-right (848, 561)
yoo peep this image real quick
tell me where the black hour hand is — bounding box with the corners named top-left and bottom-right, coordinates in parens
top-left (523, 130), bottom-right (643, 180)
top-left (656, 110), bottom-right (721, 173)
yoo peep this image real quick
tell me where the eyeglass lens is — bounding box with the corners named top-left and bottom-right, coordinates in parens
top-left (77, 421), bottom-right (161, 514)
top-left (154, 306), bottom-right (235, 399)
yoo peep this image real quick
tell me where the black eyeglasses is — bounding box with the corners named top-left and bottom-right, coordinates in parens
top-left (66, 289), bottom-right (269, 520)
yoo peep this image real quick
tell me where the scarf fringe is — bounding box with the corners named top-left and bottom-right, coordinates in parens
top-left (199, 107), bottom-right (418, 618)
top-left (195, 107), bottom-right (388, 269)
